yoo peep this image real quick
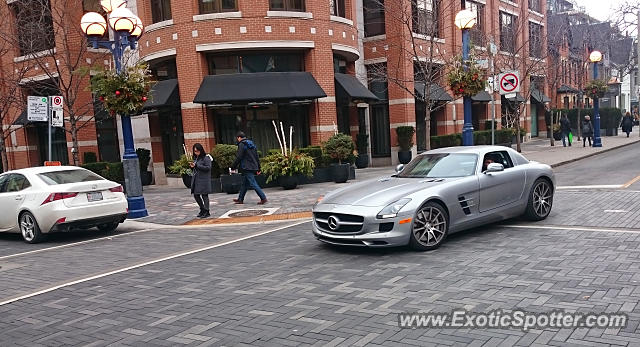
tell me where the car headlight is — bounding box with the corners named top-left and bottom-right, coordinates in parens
top-left (377, 198), bottom-right (411, 219)
top-left (313, 195), bottom-right (324, 209)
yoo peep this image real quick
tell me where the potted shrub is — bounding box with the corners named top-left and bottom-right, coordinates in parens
top-left (261, 151), bottom-right (315, 190)
top-left (324, 133), bottom-right (354, 183)
top-left (136, 148), bottom-right (152, 186)
top-left (355, 134), bottom-right (369, 169)
top-left (396, 126), bottom-right (415, 164)
top-left (168, 155), bottom-right (193, 188)
top-left (212, 144), bottom-right (242, 194)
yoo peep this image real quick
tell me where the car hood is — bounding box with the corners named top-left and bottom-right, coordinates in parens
top-left (321, 176), bottom-right (460, 207)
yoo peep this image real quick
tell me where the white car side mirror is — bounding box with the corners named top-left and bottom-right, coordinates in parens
top-left (485, 163), bottom-right (504, 173)
top-left (395, 164), bottom-right (404, 173)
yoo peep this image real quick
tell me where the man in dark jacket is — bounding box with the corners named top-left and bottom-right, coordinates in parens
top-left (560, 114), bottom-right (572, 147)
top-left (231, 131), bottom-right (267, 205)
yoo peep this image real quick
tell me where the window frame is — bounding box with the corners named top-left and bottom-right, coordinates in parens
top-left (150, 0), bottom-right (172, 23)
top-left (528, 21), bottom-right (542, 58)
top-left (499, 11), bottom-right (516, 54)
top-left (330, 0), bottom-right (347, 18)
top-left (269, 0), bottom-right (306, 12)
top-left (412, 0), bottom-right (440, 38)
top-left (199, 0), bottom-right (237, 14)
top-left (465, 0), bottom-right (484, 46)
top-left (363, 0), bottom-right (385, 37)
top-left (11, 0), bottom-right (56, 56)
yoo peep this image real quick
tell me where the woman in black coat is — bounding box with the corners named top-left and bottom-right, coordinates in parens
top-left (581, 115), bottom-right (594, 147)
top-left (190, 143), bottom-right (212, 218)
top-left (621, 112), bottom-right (634, 137)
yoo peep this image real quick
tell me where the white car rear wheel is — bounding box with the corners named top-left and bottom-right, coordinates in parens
top-left (97, 222), bottom-right (119, 233)
top-left (20, 212), bottom-right (44, 244)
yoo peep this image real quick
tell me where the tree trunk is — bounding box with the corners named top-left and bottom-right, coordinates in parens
top-left (576, 102), bottom-right (582, 141)
top-left (70, 117), bottom-right (80, 166)
top-left (516, 112), bottom-right (522, 152)
top-left (0, 138), bottom-right (7, 172)
top-left (425, 107), bottom-right (431, 151)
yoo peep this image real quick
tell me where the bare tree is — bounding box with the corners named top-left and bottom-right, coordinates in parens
top-left (0, 0), bottom-right (111, 166)
top-left (365, 0), bottom-right (457, 151)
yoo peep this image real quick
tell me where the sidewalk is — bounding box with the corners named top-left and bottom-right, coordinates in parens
top-left (134, 132), bottom-right (639, 226)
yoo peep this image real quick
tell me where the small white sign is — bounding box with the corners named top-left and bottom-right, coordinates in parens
top-left (50, 96), bottom-right (64, 127)
top-left (475, 59), bottom-right (489, 69)
top-left (27, 96), bottom-right (48, 122)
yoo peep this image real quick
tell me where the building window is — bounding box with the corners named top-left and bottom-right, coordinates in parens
top-left (363, 0), bottom-right (385, 37)
top-left (207, 52), bottom-right (304, 75)
top-left (269, 0), bottom-right (305, 11)
top-left (465, 0), bottom-right (484, 46)
top-left (330, 0), bottom-right (346, 18)
top-left (413, 62), bottom-right (442, 84)
top-left (528, 0), bottom-right (541, 13)
top-left (11, 0), bottom-right (55, 56)
top-left (528, 22), bottom-right (542, 58)
top-left (150, 57), bottom-right (178, 81)
top-left (333, 55), bottom-right (347, 74)
top-left (499, 12), bottom-right (516, 53)
top-left (199, 0), bottom-right (237, 14)
top-left (412, 0), bottom-right (440, 38)
top-left (151, 0), bottom-right (172, 23)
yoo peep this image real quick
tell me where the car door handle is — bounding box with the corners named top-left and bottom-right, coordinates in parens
top-left (15, 195), bottom-right (23, 200)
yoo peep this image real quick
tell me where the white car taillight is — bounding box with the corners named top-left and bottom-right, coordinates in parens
top-left (109, 186), bottom-right (123, 193)
top-left (41, 192), bottom-right (78, 205)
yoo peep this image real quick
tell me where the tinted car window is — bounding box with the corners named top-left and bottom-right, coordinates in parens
top-left (397, 154), bottom-right (478, 178)
top-left (0, 174), bottom-right (9, 193)
top-left (5, 174), bottom-right (30, 192)
top-left (38, 169), bottom-right (103, 185)
top-left (483, 151), bottom-right (514, 170)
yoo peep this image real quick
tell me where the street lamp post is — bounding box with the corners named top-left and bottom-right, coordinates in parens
top-left (590, 50), bottom-right (603, 148)
top-left (80, 0), bottom-right (148, 218)
top-left (455, 9), bottom-right (477, 146)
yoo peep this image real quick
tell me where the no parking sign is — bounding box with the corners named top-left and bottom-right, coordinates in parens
top-left (498, 71), bottom-right (520, 95)
top-left (50, 95), bottom-right (64, 127)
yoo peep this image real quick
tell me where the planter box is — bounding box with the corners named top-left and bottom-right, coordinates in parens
top-left (140, 171), bottom-right (152, 186)
top-left (220, 174), bottom-right (242, 194)
top-left (349, 166), bottom-right (355, 180)
top-left (211, 178), bottom-right (222, 193)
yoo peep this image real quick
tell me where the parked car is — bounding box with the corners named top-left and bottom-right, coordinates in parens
top-left (312, 146), bottom-right (555, 251)
top-left (0, 166), bottom-right (128, 243)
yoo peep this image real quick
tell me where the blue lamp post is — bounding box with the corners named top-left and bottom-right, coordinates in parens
top-left (455, 9), bottom-right (477, 146)
top-left (80, 0), bottom-right (148, 218)
top-left (589, 50), bottom-right (603, 148)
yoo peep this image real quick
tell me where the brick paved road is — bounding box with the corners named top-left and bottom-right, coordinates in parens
top-left (2, 210), bottom-right (640, 345)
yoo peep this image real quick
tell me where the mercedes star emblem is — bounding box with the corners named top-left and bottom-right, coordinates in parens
top-left (327, 216), bottom-right (340, 231)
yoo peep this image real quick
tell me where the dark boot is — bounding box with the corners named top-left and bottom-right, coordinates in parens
top-left (197, 209), bottom-right (205, 217)
top-left (200, 210), bottom-right (210, 218)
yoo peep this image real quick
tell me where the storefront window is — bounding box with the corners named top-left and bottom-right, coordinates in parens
top-left (149, 57), bottom-right (178, 81)
top-left (208, 53), bottom-right (304, 75)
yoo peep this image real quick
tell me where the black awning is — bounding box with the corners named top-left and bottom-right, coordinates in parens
top-left (193, 72), bottom-right (327, 104)
top-left (415, 82), bottom-right (453, 102)
top-left (505, 93), bottom-right (525, 103)
top-left (143, 79), bottom-right (179, 111)
top-left (334, 73), bottom-right (378, 101)
top-left (557, 85), bottom-right (579, 93)
top-left (12, 110), bottom-right (29, 126)
top-left (531, 89), bottom-right (551, 103)
top-left (471, 90), bottom-right (492, 102)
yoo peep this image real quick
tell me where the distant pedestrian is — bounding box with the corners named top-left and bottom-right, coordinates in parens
top-left (621, 112), bottom-right (634, 137)
top-left (231, 131), bottom-right (267, 205)
top-left (190, 143), bottom-right (212, 218)
top-left (581, 115), bottom-right (594, 147)
top-left (560, 114), bottom-right (572, 147)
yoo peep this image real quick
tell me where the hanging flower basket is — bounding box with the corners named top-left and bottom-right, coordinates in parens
top-left (90, 63), bottom-right (153, 116)
top-left (446, 55), bottom-right (486, 98)
top-left (584, 79), bottom-right (607, 99)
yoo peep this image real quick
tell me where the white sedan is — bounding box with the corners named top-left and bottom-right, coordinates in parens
top-left (0, 166), bottom-right (128, 243)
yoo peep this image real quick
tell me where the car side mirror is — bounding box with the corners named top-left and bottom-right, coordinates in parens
top-left (395, 164), bottom-right (404, 173)
top-left (485, 163), bottom-right (504, 173)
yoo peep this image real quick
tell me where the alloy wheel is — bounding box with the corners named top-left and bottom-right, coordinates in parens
top-left (20, 214), bottom-right (35, 242)
top-left (533, 181), bottom-right (552, 217)
top-left (413, 206), bottom-right (447, 247)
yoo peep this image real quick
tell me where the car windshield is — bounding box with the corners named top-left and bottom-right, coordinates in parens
top-left (38, 169), bottom-right (103, 185)
top-left (396, 153), bottom-right (478, 178)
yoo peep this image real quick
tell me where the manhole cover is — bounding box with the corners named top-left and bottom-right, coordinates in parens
top-left (228, 209), bottom-right (270, 218)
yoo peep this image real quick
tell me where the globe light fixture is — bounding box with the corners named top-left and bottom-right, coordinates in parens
top-left (101, 0), bottom-right (126, 13)
top-left (130, 15), bottom-right (144, 38)
top-left (80, 12), bottom-right (107, 37)
top-left (589, 50), bottom-right (602, 63)
top-left (454, 9), bottom-right (476, 30)
top-left (108, 7), bottom-right (136, 33)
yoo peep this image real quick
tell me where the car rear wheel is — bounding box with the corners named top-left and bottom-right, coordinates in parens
top-left (524, 178), bottom-right (553, 221)
top-left (97, 222), bottom-right (119, 233)
top-left (409, 202), bottom-right (449, 251)
top-left (20, 212), bottom-right (44, 244)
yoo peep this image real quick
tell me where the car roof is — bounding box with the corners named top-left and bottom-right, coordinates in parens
top-left (424, 146), bottom-right (514, 155)
top-left (2, 166), bottom-right (87, 176)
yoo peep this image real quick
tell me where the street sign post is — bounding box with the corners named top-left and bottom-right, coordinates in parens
top-left (498, 71), bottom-right (520, 95)
top-left (27, 96), bottom-right (48, 122)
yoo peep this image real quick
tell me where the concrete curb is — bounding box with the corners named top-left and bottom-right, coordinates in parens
top-left (548, 138), bottom-right (640, 168)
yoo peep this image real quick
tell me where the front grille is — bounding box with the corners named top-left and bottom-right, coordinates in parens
top-left (314, 212), bottom-right (364, 233)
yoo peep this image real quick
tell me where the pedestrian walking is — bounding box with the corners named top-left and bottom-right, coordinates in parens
top-left (560, 114), bottom-right (572, 147)
top-left (190, 143), bottom-right (212, 218)
top-left (621, 112), bottom-right (634, 137)
top-left (581, 115), bottom-right (594, 147)
top-left (231, 131), bottom-right (267, 205)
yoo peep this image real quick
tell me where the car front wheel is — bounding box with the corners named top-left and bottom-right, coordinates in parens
top-left (409, 202), bottom-right (449, 251)
top-left (524, 178), bottom-right (554, 221)
top-left (20, 212), bottom-right (44, 244)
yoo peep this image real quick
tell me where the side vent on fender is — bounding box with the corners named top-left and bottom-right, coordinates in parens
top-left (458, 195), bottom-right (474, 215)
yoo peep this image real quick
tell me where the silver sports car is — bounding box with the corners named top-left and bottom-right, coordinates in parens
top-left (312, 146), bottom-right (554, 251)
